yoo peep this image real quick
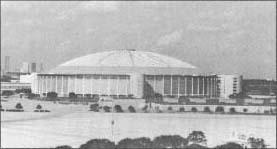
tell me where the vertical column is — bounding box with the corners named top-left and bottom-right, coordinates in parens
top-left (212, 77), bottom-right (214, 97)
top-left (202, 77), bottom-right (205, 96)
top-left (61, 75), bottom-right (64, 96)
top-left (116, 76), bottom-right (119, 97)
top-left (91, 75), bottom-right (93, 95)
top-left (209, 78), bottom-right (212, 97)
top-left (48, 75), bottom-right (50, 92)
top-left (208, 77), bottom-right (210, 97)
top-left (197, 76), bottom-right (200, 96)
top-left (162, 75), bottom-right (165, 96)
top-left (74, 75), bottom-right (77, 94)
top-left (207, 77), bottom-right (209, 97)
top-left (177, 76), bottom-right (180, 97)
top-left (211, 78), bottom-right (213, 97)
top-left (125, 76), bottom-right (128, 96)
top-left (99, 75), bottom-right (102, 95)
top-left (50, 76), bottom-right (52, 93)
top-left (213, 77), bottom-right (216, 97)
top-left (184, 77), bottom-right (187, 96)
top-left (82, 75), bottom-right (85, 97)
top-left (153, 75), bottom-right (156, 92)
top-left (215, 77), bottom-right (218, 97)
top-left (37, 76), bottom-right (40, 94)
top-left (40, 76), bottom-right (43, 94)
top-left (170, 75), bottom-right (173, 95)
top-left (108, 75), bottom-right (110, 96)
top-left (41, 76), bottom-right (45, 94)
top-left (191, 76), bottom-right (194, 96)
top-left (210, 78), bottom-right (212, 97)
top-left (55, 76), bottom-right (58, 93)
top-left (45, 76), bottom-right (47, 94)
top-left (67, 75), bottom-right (70, 94)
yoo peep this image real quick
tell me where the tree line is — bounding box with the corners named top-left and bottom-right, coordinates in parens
top-left (55, 131), bottom-right (266, 149)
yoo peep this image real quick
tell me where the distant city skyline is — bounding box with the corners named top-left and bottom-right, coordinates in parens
top-left (1, 1), bottom-right (276, 79)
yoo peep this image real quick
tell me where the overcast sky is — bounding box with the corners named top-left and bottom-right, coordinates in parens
top-left (1, 1), bottom-right (276, 79)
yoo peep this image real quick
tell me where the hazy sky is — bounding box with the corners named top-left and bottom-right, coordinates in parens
top-left (1, 1), bottom-right (276, 79)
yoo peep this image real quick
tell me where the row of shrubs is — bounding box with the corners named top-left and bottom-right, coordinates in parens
top-left (55, 131), bottom-right (267, 149)
top-left (89, 104), bottom-right (136, 113)
top-left (0, 103), bottom-right (51, 113)
top-left (175, 106), bottom-right (276, 114)
top-left (0, 103), bottom-right (24, 112)
top-left (89, 104), bottom-right (276, 115)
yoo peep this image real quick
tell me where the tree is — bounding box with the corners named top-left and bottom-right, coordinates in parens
top-left (168, 106), bottom-right (173, 111)
top-left (55, 145), bottom-right (72, 149)
top-left (90, 104), bottom-right (99, 112)
top-left (117, 137), bottom-right (152, 148)
top-left (247, 137), bottom-right (266, 148)
top-left (215, 142), bottom-right (243, 149)
top-left (114, 105), bottom-right (123, 112)
top-left (27, 93), bottom-right (37, 99)
top-left (215, 106), bottom-right (224, 113)
top-left (243, 108), bottom-right (248, 113)
top-left (179, 107), bottom-right (185, 112)
top-left (154, 93), bottom-right (163, 103)
top-left (1, 75), bottom-right (12, 82)
top-left (152, 135), bottom-right (188, 148)
top-left (36, 104), bottom-right (42, 110)
top-left (128, 106), bottom-right (136, 113)
top-left (187, 131), bottom-right (207, 145)
top-left (103, 106), bottom-right (111, 112)
top-left (2, 90), bottom-right (14, 96)
top-left (79, 139), bottom-right (115, 149)
top-left (203, 107), bottom-right (211, 113)
top-left (187, 143), bottom-right (207, 148)
top-left (178, 96), bottom-right (190, 104)
top-left (143, 82), bottom-right (155, 103)
top-left (0, 104), bottom-right (3, 111)
top-left (229, 92), bottom-right (251, 99)
top-left (69, 92), bottom-right (76, 99)
top-left (191, 107), bottom-right (198, 112)
top-left (15, 103), bottom-right (23, 110)
top-left (15, 88), bottom-right (31, 94)
top-left (47, 92), bottom-right (58, 99)
top-left (142, 105), bottom-right (148, 112)
top-left (229, 107), bottom-right (236, 114)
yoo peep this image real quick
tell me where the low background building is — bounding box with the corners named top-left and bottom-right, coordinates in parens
top-left (242, 79), bottom-right (277, 96)
top-left (0, 82), bottom-right (31, 95)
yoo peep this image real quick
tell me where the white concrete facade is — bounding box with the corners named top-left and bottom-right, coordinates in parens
top-left (32, 74), bottom-right (219, 98)
top-left (34, 74), bottom-right (133, 97)
top-left (218, 74), bottom-right (242, 98)
top-left (144, 75), bottom-right (218, 97)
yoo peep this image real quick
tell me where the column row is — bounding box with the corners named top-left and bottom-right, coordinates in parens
top-left (144, 75), bottom-right (218, 97)
top-left (36, 75), bottom-right (131, 97)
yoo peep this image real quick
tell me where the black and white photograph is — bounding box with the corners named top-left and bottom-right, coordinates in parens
top-left (1, 1), bottom-right (276, 148)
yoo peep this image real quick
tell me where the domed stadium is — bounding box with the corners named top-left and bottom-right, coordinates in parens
top-left (32, 49), bottom-right (218, 98)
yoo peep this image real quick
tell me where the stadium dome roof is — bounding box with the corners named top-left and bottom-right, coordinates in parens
top-left (49, 49), bottom-right (198, 75)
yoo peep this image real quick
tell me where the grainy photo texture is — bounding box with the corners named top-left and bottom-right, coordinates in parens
top-left (1, 1), bottom-right (276, 148)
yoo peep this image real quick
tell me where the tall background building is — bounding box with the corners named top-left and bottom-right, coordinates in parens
top-left (20, 62), bottom-right (30, 73)
top-left (4, 56), bottom-right (10, 74)
top-left (30, 62), bottom-right (37, 73)
top-left (217, 74), bottom-right (242, 98)
top-left (39, 63), bottom-right (44, 73)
